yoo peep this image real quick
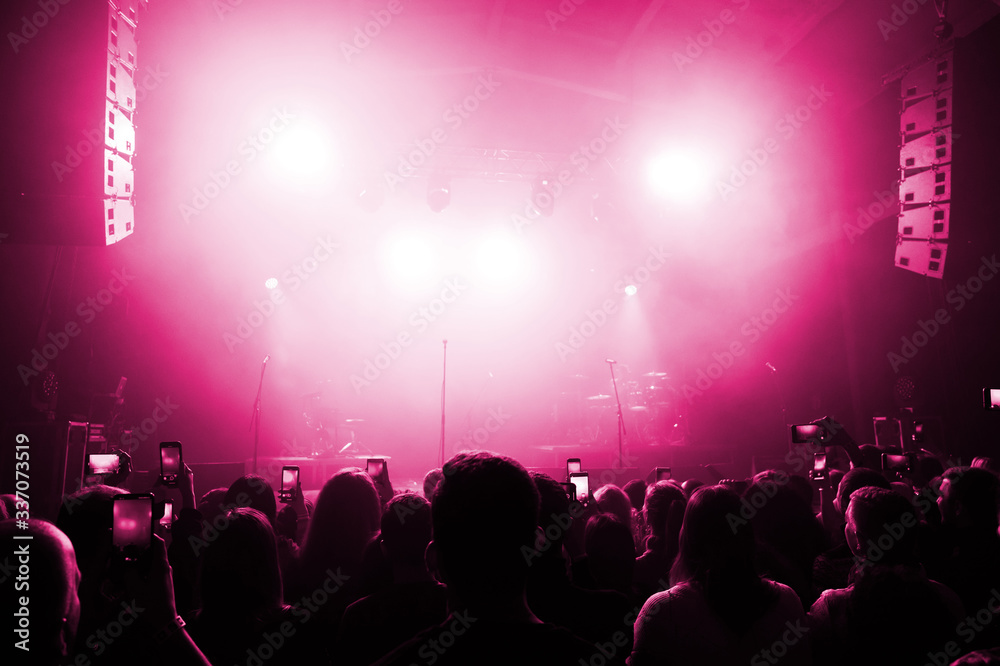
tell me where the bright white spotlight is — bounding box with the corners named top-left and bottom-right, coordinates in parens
top-left (381, 233), bottom-right (439, 292)
top-left (272, 123), bottom-right (333, 178)
top-left (264, 277), bottom-right (278, 290)
top-left (624, 284), bottom-right (638, 296)
top-left (475, 234), bottom-right (525, 289)
top-left (647, 150), bottom-right (714, 205)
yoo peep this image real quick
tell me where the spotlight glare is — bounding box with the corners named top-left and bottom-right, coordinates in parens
top-left (264, 277), bottom-right (278, 290)
top-left (272, 123), bottom-right (332, 178)
top-left (647, 150), bottom-right (713, 204)
top-left (382, 232), bottom-right (439, 291)
top-left (624, 284), bottom-right (638, 296)
top-left (475, 233), bottom-right (529, 292)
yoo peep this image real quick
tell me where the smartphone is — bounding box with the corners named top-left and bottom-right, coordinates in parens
top-left (810, 453), bottom-right (828, 481)
top-left (984, 388), bottom-right (1000, 410)
top-left (88, 452), bottom-right (120, 475)
top-left (790, 424), bottom-right (823, 444)
top-left (112, 493), bottom-right (153, 558)
top-left (566, 458), bottom-right (582, 480)
top-left (569, 472), bottom-right (590, 505)
top-left (366, 458), bottom-right (385, 478)
top-left (882, 453), bottom-right (912, 474)
top-left (159, 500), bottom-right (173, 530)
top-left (160, 442), bottom-right (182, 487)
top-left (280, 466), bottom-right (300, 503)
top-left (655, 467), bottom-right (672, 482)
top-left (559, 482), bottom-right (576, 502)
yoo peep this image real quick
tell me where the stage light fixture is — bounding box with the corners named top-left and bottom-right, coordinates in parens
top-left (265, 277), bottom-right (278, 289)
top-left (624, 284), bottom-right (638, 296)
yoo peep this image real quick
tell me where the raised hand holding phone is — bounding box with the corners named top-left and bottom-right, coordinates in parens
top-left (160, 442), bottom-right (182, 487)
top-left (279, 466), bottom-right (300, 504)
top-left (113, 493), bottom-right (154, 562)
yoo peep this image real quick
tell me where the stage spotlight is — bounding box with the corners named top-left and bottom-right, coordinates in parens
top-left (647, 150), bottom-right (713, 205)
top-left (531, 177), bottom-right (555, 217)
top-left (624, 284), bottom-right (638, 296)
top-left (272, 123), bottom-right (332, 178)
top-left (382, 232), bottom-right (438, 291)
top-left (476, 234), bottom-right (523, 287)
top-left (264, 277), bottom-right (278, 290)
top-left (427, 175), bottom-right (451, 213)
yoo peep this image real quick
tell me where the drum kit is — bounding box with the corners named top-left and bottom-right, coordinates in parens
top-left (551, 367), bottom-right (688, 448)
top-left (296, 382), bottom-right (371, 457)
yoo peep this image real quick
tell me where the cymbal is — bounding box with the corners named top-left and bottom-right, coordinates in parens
top-left (342, 418), bottom-right (366, 424)
top-left (568, 374), bottom-right (588, 381)
top-left (586, 394), bottom-right (612, 401)
top-left (643, 371), bottom-right (669, 378)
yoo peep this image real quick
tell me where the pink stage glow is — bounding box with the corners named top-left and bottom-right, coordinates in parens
top-left (8, 0), bottom-right (998, 490)
top-left (646, 149), bottom-right (715, 205)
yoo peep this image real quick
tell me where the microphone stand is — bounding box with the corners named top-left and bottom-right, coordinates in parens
top-left (607, 360), bottom-right (626, 468)
top-left (249, 355), bottom-right (269, 474)
top-left (766, 362), bottom-right (787, 452)
top-left (440, 340), bottom-right (448, 468)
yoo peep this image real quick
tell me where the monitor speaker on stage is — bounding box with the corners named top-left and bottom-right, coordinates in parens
top-left (0, 0), bottom-right (148, 246)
